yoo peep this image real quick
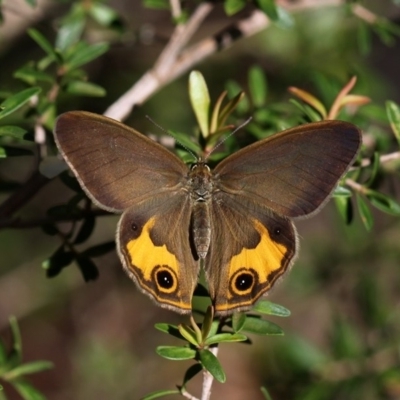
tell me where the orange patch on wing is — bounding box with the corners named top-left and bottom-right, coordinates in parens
top-left (227, 219), bottom-right (288, 298)
top-left (126, 217), bottom-right (190, 311)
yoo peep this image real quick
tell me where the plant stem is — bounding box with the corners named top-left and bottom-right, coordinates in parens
top-left (200, 347), bottom-right (218, 400)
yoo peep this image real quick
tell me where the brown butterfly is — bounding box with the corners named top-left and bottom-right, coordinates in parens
top-left (54, 111), bottom-right (361, 315)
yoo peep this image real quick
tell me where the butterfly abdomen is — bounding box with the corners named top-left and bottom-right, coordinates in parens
top-left (192, 202), bottom-right (211, 259)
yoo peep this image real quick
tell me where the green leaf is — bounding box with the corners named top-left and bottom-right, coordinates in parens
top-left (224, 0), bottom-right (246, 15)
top-left (65, 81), bottom-right (106, 97)
top-left (9, 317), bottom-right (22, 367)
top-left (14, 65), bottom-right (53, 85)
top-left (289, 99), bottom-right (321, 122)
top-left (256, 0), bottom-right (279, 21)
top-left (204, 333), bottom-right (247, 346)
top-left (201, 306), bottom-right (214, 340)
top-left (261, 386), bottom-right (273, 400)
top-left (10, 380), bottom-right (46, 400)
top-left (232, 312), bottom-right (246, 332)
top-left (366, 189), bottom-right (400, 216)
top-left (154, 323), bottom-right (184, 340)
top-left (4, 361), bottom-right (53, 380)
top-left (364, 152), bottom-right (380, 188)
top-left (73, 216), bottom-right (96, 244)
top-left (65, 42), bottom-right (109, 70)
top-left (386, 100), bottom-right (400, 147)
top-left (189, 71), bottom-right (210, 138)
top-left (225, 80), bottom-right (249, 114)
top-left (56, 13), bottom-right (85, 51)
top-left (334, 195), bottom-right (353, 224)
top-left (275, 6), bottom-right (294, 29)
top-left (28, 29), bottom-right (60, 63)
top-left (156, 346), bottom-right (196, 361)
top-left (0, 87), bottom-right (41, 119)
top-left (252, 300), bottom-right (291, 317)
top-left (242, 317), bottom-right (284, 335)
top-left (198, 349), bottom-right (226, 383)
top-left (169, 130), bottom-right (201, 155)
top-left (89, 3), bottom-right (119, 26)
top-left (178, 325), bottom-right (199, 346)
top-left (333, 185), bottom-right (352, 197)
top-left (81, 241), bottom-right (115, 258)
top-left (357, 20), bottom-right (371, 55)
top-left (142, 0), bottom-right (169, 9)
top-left (248, 66), bottom-right (267, 108)
top-left (0, 126), bottom-right (27, 139)
top-left (76, 256), bottom-right (99, 281)
top-left (142, 389), bottom-right (181, 400)
top-left (0, 339), bottom-right (7, 365)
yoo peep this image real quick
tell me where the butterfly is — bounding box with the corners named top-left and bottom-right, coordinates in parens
top-left (54, 111), bottom-right (361, 315)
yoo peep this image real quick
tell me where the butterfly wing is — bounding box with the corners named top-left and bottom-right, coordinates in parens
top-left (55, 111), bottom-right (198, 313)
top-left (213, 120), bottom-right (361, 218)
top-left (206, 120), bottom-right (361, 314)
top-left (118, 191), bottom-right (199, 313)
top-left (206, 194), bottom-right (297, 315)
top-left (54, 111), bottom-right (188, 212)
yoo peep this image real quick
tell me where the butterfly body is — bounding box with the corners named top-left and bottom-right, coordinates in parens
top-left (54, 111), bottom-right (361, 315)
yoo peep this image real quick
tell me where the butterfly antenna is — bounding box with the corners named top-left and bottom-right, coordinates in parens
top-left (146, 115), bottom-right (197, 162)
top-left (206, 117), bottom-right (252, 160)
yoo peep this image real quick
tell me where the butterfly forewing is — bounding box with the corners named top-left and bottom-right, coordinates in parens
top-left (214, 120), bottom-right (361, 218)
top-left (55, 111), bottom-right (188, 212)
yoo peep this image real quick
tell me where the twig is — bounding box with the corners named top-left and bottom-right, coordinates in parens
top-left (200, 347), bottom-right (218, 400)
top-left (104, 2), bottom-right (213, 120)
top-left (104, 8), bottom-right (271, 120)
top-left (351, 3), bottom-right (379, 25)
top-left (105, 0), bottom-right (353, 122)
top-left (181, 388), bottom-right (199, 400)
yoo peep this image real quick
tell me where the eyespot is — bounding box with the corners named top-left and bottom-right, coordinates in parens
top-left (235, 272), bottom-right (254, 291)
top-left (230, 269), bottom-right (256, 295)
top-left (153, 265), bottom-right (178, 293)
top-left (156, 269), bottom-right (174, 289)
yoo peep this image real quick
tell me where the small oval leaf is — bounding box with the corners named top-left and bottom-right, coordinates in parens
top-left (189, 71), bottom-right (210, 138)
top-left (242, 317), bottom-right (284, 336)
top-left (0, 87), bottom-right (41, 119)
top-left (198, 349), bottom-right (226, 383)
top-left (204, 333), bottom-right (247, 346)
top-left (156, 346), bottom-right (196, 361)
top-left (252, 300), bottom-right (291, 317)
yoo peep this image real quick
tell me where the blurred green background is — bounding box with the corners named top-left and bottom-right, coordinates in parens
top-left (0, 1), bottom-right (400, 399)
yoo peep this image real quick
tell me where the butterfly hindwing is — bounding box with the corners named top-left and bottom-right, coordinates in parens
top-left (118, 191), bottom-right (199, 313)
top-left (205, 194), bottom-right (297, 315)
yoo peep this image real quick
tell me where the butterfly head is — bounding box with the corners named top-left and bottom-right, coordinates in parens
top-left (188, 161), bottom-right (214, 201)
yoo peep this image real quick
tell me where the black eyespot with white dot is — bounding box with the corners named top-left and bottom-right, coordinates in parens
top-left (152, 265), bottom-right (178, 293)
top-left (156, 269), bottom-right (174, 289)
top-left (230, 269), bottom-right (257, 295)
top-left (235, 272), bottom-right (254, 292)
